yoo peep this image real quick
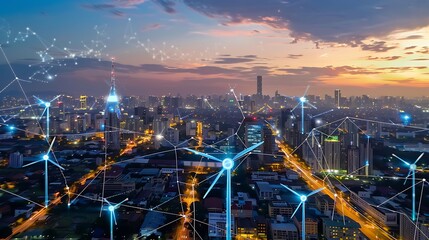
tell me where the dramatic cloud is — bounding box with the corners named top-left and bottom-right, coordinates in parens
top-left (360, 41), bottom-right (396, 52)
top-left (213, 55), bottom-right (258, 64)
top-left (366, 56), bottom-right (401, 61)
top-left (142, 23), bottom-right (163, 31)
top-left (279, 66), bottom-right (380, 76)
top-left (397, 34), bottom-right (424, 40)
top-left (152, 0), bottom-right (176, 13)
top-left (287, 54), bottom-right (303, 59)
top-left (177, 0), bottom-right (429, 44)
top-left (417, 47), bottom-right (429, 54)
top-left (81, 3), bottom-right (125, 17)
top-left (404, 46), bottom-right (417, 50)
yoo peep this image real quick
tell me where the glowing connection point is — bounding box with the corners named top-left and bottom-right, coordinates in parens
top-left (45, 102), bottom-right (51, 107)
top-left (299, 97), bottom-right (306, 103)
top-left (410, 164), bottom-right (416, 170)
top-left (222, 158), bottom-right (234, 170)
top-left (334, 193), bottom-right (338, 197)
top-left (43, 155), bottom-right (49, 160)
top-left (423, 178), bottom-right (426, 182)
top-left (108, 206), bottom-right (115, 212)
top-left (155, 134), bottom-right (164, 141)
top-left (300, 195), bottom-right (307, 202)
top-left (107, 95), bottom-right (119, 103)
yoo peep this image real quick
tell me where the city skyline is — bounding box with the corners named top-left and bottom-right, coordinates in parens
top-left (2, 1), bottom-right (429, 240)
top-left (1, 1), bottom-right (429, 97)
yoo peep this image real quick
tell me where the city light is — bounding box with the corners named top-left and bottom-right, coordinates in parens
top-left (291, 86), bottom-right (317, 134)
top-left (281, 184), bottom-right (324, 240)
top-left (392, 153), bottom-right (424, 221)
top-left (22, 137), bottom-right (64, 207)
top-left (103, 198), bottom-right (128, 240)
top-left (184, 141), bottom-right (264, 240)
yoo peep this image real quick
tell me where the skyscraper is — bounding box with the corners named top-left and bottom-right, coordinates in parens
top-left (80, 95), bottom-right (87, 110)
top-left (257, 75), bottom-right (262, 96)
top-left (104, 59), bottom-right (121, 151)
top-left (9, 152), bottom-right (23, 168)
top-left (334, 89), bottom-right (341, 109)
top-left (323, 136), bottom-right (341, 171)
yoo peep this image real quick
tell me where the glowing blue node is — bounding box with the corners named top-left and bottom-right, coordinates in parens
top-left (108, 205), bottom-right (115, 212)
top-left (45, 102), bottom-right (51, 107)
top-left (107, 94), bottom-right (118, 103)
top-left (222, 158), bottom-right (234, 170)
top-left (43, 155), bottom-right (49, 160)
top-left (299, 97), bottom-right (306, 103)
top-left (9, 126), bottom-right (14, 130)
top-left (410, 164), bottom-right (416, 170)
top-left (300, 195), bottom-right (307, 202)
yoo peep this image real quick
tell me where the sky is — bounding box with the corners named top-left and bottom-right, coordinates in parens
top-left (1, 0), bottom-right (429, 97)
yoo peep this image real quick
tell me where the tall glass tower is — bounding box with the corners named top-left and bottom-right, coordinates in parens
top-left (104, 59), bottom-right (121, 151)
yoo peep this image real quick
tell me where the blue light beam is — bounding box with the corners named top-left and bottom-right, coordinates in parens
top-left (184, 141), bottom-right (264, 240)
top-left (291, 86), bottom-right (317, 134)
top-left (23, 137), bottom-right (64, 207)
top-left (103, 198), bottom-right (128, 240)
top-left (34, 95), bottom-right (61, 140)
top-left (392, 153), bottom-right (424, 221)
top-left (281, 184), bottom-right (324, 240)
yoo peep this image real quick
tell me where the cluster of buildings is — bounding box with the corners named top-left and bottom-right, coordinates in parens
top-left (1, 74), bottom-right (429, 239)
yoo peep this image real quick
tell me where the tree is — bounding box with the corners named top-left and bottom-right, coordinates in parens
top-left (43, 228), bottom-right (58, 240)
top-left (0, 226), bottom-right (12, 238)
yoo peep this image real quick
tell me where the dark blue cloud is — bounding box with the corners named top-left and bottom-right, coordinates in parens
top-left (360, 41), bottom-right (396, 52)
top-left (178, 0), bottom-right (429, 45)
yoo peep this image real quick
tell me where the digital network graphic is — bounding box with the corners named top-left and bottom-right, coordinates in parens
top-left (0, 6), bottom-right (429, 240)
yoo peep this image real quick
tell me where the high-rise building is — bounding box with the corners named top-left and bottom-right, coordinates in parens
top-left (334, 89), bottom-right (341, 109)
top-left (245, 122), bottom-right (264, 152)
top-left (80, 95), bottom-right (87, 110)
top-left (359, 139), bottom-right (373, 176)
top-left (245, 120), bottom-right (264, 168)
top-left (347, 146), bottom-right (360, 174)
top-left (400, 211), bottom-right (429, 240)
top-left (104, 59), bottom-right (121, 151)
top-left (186, 120), bottom-right (197, 136)
top-left (257, 76), bottom-right (262, 96)
top-left (9, 152), bottom-right (23, 168)
top-left (323, 136), bottom-right (341, 171)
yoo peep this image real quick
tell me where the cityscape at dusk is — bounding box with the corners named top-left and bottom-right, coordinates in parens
top-left (1, 1), bottom-right (429, 240)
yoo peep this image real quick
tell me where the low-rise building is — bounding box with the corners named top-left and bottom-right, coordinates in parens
top-left (322, 216), bottom-right (361, 240)
top-left (268, 201), bottom-right (294, 218)
top-left (271, 222), bottom-right (299, 240)
top-left (255, 182), bottom-right (273, 200)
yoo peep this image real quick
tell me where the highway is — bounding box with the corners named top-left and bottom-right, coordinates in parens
top-left (175, 178), bottom-right (199, 240)
top-left (277, 140), bottom-right (395, 240)
top-left (7, 194), bottom-right (64, 240)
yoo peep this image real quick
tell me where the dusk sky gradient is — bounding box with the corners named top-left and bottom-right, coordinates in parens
top-left (1, 0), bottom-right (429, 97)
